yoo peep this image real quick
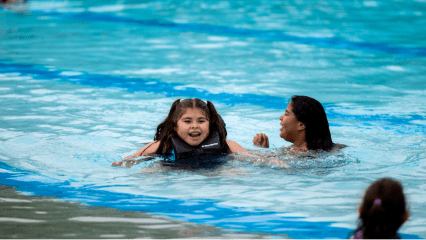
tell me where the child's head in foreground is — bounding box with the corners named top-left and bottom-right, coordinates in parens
top-left (353, 178), bottom-right (409, 239)
top-left (154, 98), bottom-right (229, 154)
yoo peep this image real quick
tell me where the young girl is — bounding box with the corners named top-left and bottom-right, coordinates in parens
top-left (351, 178), bottom-right (409, 239)
top-left (112, 98), bottom-right (267, 167)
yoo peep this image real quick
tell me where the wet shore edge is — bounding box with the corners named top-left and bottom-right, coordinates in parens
top-left (0, 184), bottom-right (287, 239)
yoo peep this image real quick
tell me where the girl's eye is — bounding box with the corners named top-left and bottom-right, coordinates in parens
top-left (184, 121), bottom-right (191, 123)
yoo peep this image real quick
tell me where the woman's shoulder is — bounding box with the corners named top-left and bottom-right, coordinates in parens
top-left (331, 143), bottom-right (347, 152)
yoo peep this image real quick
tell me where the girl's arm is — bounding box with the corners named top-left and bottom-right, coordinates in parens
top-left (227, 140), bottom-right (251, 154)
top-left (128, 141), bottom-right (160, 158)
top-left (111, 141), bottom-right (160, 167)
top-left (226, 140), bottom-right (288, 167)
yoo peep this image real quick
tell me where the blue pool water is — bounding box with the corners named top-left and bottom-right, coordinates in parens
top-left (1, 0), bottom-right (425, 238)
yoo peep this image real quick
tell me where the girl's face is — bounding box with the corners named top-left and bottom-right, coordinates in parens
top-left (279, 101), bottom-right (303, 142)
top-left (175, 108), bottom-right (210, 146)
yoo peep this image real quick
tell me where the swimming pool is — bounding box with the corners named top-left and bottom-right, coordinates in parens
top-left (1, 0), bottom-right (425, 238)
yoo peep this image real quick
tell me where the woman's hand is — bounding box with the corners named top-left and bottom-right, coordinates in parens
top-left (253, 133), bottom-right (269, 148)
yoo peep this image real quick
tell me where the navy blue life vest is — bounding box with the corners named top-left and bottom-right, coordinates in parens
top-left (169, 130), bottom-right (223, 160)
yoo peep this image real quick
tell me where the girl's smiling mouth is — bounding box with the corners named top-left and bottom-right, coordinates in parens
top-left (189, 132), bottom-right (201, 137)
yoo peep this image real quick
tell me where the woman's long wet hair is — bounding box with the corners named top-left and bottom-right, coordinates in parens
top-left (154, 98), bottom-right (230, 155)
top-left (290, 95), bottom-right (334, 151)
top-left (353, 178), bottom-right (407, 239)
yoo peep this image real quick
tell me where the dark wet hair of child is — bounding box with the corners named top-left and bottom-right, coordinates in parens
top-left (352, 178), bottom-right (409, 239)
top-left (291, 95), bottom-right (334, 151)
top-left (154, 98), bottom-right (230, 155)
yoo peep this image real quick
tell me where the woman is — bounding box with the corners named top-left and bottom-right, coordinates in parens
top-left (253, 95), bottom-right (341, 152)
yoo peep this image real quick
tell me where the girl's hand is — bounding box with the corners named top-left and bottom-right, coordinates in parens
top-left (111, 154), bottom-right (140, 168)
top-left (111, 156), bottom-right (155, 168)
top-left (111, 159), bottom-right (137, 168)
top-left (111, 159), bottom-right (143, 168)
top-left (253, 133), bottom-right (269, 148)
top-left (111, 155), bottom-right (132, 167)
top-left (270, 159), bottom-right (290, 168)
top-left (111, 160), bottom-right (128, 167)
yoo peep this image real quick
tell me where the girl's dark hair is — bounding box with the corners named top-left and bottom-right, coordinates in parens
top-left (354, 178), bottom-right (407, 239)
top-left (154, 98), bottom-right (230, 154)
top-left (290, 95), bottom-right (334, 151)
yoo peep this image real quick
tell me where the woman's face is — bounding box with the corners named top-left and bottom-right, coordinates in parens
top-left (279, 101), bottom-right (303, 143)
top-left (175, 108), bottom-right (210, 146)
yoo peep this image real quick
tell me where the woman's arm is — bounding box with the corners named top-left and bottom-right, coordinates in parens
top-left (252, 133), bottom-right (269, 148)
top-left (111, 141), bottom-right (160, 167)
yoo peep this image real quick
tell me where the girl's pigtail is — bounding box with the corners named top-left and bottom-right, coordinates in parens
top-left (154, 99), bottom-right (180, 154)
top-left (155, 99), bottom-right (179, 140)
top-left (206, 101), bottom-right (230, 154)
top-left (363, 201), bottom-right (389, 238)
